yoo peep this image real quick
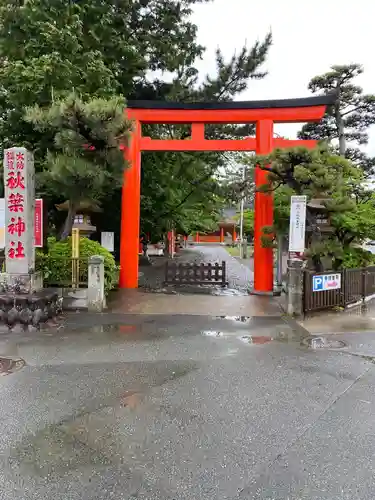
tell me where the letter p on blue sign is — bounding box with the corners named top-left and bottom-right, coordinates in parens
top-left (313, 276), bottom-right (323, 292)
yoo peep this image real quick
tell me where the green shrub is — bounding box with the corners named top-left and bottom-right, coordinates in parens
top-left (341, 247), bottom-right (375, 269)
top-left (37, 237), bottom-right (117, 294)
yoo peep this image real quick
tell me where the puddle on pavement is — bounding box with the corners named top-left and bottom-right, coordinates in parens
top-left (202, 330), bottom-right (224, 338)
top-left (239, 335), bottom-right (273, 345)
top-left (212, 288), bottom-right (249, 296)
top-left (0, 357), bottom-right (25, 375)
top-left (202, 330), bottom-right (275, 345)
top-left (214, 315), bottom-right (252, 323)
top-left (85, 323), bottom-right (196, 342)
top-left (302, 336), bottom-right (347, 349)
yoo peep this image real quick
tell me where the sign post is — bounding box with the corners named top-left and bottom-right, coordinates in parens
top-left (71, 227), bottom-right (80, 288)
top-left (289, 195), bottom-right (307, 257)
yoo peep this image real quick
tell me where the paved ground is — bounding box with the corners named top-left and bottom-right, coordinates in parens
top-left (2, 246), bottom-right (375, 498)
top-left (301, 301), bottom-right (375, 334)
top-left (1, 311), bottom-right (375, 499)
top-left (109, 290), bottom-right (281, 316)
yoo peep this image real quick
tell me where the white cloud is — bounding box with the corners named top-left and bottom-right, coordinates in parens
top-left (192, 0), bottom-right (375, 154)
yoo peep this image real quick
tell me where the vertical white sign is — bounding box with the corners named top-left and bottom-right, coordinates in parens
top-left (101, 232), bottom-right (114, 252)
top-left (289, 195), bottom-right (307, 253)
top-left (4, 147), bottom-right (35, 274)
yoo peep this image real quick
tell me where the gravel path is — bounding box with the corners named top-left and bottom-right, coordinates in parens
top-left (139, 245), bottom-right (254, 292)
top-left (189, 244), bottom-right (254, 292)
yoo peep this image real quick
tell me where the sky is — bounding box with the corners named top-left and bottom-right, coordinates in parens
top-left (191, 0), bottom-right (375, 154)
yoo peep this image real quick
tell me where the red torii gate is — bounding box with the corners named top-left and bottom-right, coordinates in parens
top-left (120, 95), bottom-right (335, 293)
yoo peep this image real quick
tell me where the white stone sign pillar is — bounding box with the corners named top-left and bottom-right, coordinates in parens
top-left (4, 147), bottom-right (35, 274)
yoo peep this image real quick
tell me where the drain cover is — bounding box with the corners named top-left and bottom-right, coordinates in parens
top-left (302, 337), bottom-right (347, 349)
top-left (0, 357), bottom-right (25, 375)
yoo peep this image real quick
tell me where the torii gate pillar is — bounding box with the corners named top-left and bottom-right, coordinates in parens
top-left (119, 95), bottom-right (335, 293)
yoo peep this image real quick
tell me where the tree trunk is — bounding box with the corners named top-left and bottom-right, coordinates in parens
top-left (59, 201), bottom-right (78, 241)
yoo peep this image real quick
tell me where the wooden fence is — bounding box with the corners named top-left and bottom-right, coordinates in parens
top-left (165, 261), bottom-right (228, 287)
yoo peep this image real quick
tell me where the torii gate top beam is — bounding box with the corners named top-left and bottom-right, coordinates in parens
top-left (126, 94), bottom-right (335, 124)
top-left (125, 94), bottom-right (335, 152)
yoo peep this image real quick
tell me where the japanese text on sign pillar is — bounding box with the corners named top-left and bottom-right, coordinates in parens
top-left (4, 147), bottom-right (35, 273)
top-left (5, 151), bottom-right (26, 260)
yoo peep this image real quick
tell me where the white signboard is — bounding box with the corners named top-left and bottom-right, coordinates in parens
top-left (289, 195), bottom-right (307, 253)
top-left (101, 231), bottom-right (114, 252)
top-left (4, 147), bottom-right (35, 274)
top-left (313, 273), bottom-right (341, 292)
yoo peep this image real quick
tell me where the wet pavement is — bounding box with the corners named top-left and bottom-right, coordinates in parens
top-left (300, 301), bottom-right (375, 335)
top-left (1, 312), bottom-right (375, 498)
top-left (109, 290), bottom-right (281, 316)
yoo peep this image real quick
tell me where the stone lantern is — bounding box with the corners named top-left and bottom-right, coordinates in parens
top-left (55, 200), bottom-right (102, 237)
top-left (306, 198), bottom-right (334, 270)
top-left (306, 198), bottom-right (334, 234)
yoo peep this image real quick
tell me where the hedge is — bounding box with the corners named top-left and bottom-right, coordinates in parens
top-left (36, 237), bottom-right (117, 295)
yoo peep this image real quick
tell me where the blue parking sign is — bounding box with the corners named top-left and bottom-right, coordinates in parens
top-left (312, 276), bottom-right (323, 292)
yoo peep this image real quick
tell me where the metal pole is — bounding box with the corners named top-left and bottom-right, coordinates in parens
top-left (239, 163), bottom-right (245, 258)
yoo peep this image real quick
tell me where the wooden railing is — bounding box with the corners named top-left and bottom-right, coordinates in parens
top-left (165, 261), bottom-right (228, 287)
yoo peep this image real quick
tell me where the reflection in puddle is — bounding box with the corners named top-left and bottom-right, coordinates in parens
top-left (212, 288), bottom-right (248, 296)
top-left (214, 315), bottom-right (252, 323)
top-left (202, 330), bottom-right (224, 338)
top-left (118, 325), bottom-right (137, 333)
top-left (0, 357), bottom-right (25, 375)
top-left (302, 336), bottom-right (347, 349)
top-left (239, 335), bottom-right (273, 345)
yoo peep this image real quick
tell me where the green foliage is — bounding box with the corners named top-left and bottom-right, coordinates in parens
top-left (341, 247), bottom-right (375, 269)
top-left (242, 209), bottom-right (254, 237)
top-left (25, 93), bottom-right (131, 238)
top-left (139, 33), bottom-right (272, 239)
top-left (252, 146), bottom-right (360, 198)
top-left (330, 199), bottom-right (375, 246)
top-left (306, 242), bottom-right (375, 270)
top-left (0, 0), bottom-right (272, 246)
top-left (244, 146), bottom-right (375, 269)
top-left (37, 237), bottom-right (117, 295)
top-left (298, 63), bottom-right (375, 175)
top-left (140, 152), bottom-right (226, 237)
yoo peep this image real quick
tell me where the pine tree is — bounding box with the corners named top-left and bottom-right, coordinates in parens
top-left (25, 93), bottom-right (131, 238)
top-left (298, 64), bottom-right (375, 175)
